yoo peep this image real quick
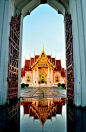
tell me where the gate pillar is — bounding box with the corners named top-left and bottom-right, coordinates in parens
top-left (65, 13), bottom-right (74, 103)
top-left (7, 15), bottom-right (21, 103)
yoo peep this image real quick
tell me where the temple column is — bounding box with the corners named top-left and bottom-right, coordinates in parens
top-left (48, 67), bottom-right (49, 84)
top-left (25, 72), bottom-right (27, 84)
top-left (37, 68), bottom-right (38, 85)
top-left (33, 69), bottom-right (35, 85)
top-left (33, 70), bottom-right (35, 86)
top-left (51, 69), bottom-right (52, 84)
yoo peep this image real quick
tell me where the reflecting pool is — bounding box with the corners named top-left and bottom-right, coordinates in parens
top-left (0, 88), bottom-right (86, 132)
top-left (20, 97), bottom-right (67, 132)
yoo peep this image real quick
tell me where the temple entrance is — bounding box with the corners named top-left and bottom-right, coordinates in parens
top-left (40, 73), bottom-right (45, 83)
top-left (1, 0), bottom-right (86, 107)
top-left (39, 70), bottom-right (47, 84)
top-left (41, 76), bottom-right (45, 83)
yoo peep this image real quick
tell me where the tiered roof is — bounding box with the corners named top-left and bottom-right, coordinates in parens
top-left (21, 50), bottom-right (66, 77)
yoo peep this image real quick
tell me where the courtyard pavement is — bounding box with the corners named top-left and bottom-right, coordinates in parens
top-left (20, 87), bottom-right (66, 99)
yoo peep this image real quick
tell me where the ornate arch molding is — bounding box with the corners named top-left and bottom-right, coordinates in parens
top-left (14, 0), bottom-right (69, 17)
top-left (56, 0), bottom-right (69, 11)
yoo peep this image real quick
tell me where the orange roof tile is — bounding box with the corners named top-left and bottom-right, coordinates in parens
top-left (31, 58), bottom-right (34, 65)
top-left (47, 55), bottom-right (51, 61)
top-left (35, 55), bottom-right (39, 62)
top-left (52, 58), bottom-right (55, 65)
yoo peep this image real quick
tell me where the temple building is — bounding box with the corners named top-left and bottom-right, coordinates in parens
top-left (21, 49), bottom-right (66, 86)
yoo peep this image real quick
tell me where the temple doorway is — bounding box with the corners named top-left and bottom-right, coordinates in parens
top-left (40, 71), bottom-right (46, 84)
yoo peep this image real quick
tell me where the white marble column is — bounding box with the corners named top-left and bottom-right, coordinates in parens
top-left (32, 71), bottom-right (34, 85)
top-left (25, 72), bottom-right (27, 84)
top-left (48, 67), bottom-right (49, 83)
top-left (33, 69), bottom-right (35, 85)
top-left (37, 68), bottom-right (38, 77)
top-left (69, 0), bottom-right (86, 107)
top-left (76, 0), bottom-right (86, 107)
top-left (51, 69), bottom-right (52, 83)
top-left (37, 68), bottom-right (38, 85)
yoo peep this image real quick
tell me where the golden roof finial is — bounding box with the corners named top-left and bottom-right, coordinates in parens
top-left (34, 52), bottom-right (35, 56)
top-left (51, 52), bottom-right (52, 56)
top-left (29, 54), bottom-right (31, 58)
top-left (55, 55), bottom-right (56, 58)
top-left (24, 56), bottom-right (26, 60)
top-left (43, 46), bottom-right (44, 51)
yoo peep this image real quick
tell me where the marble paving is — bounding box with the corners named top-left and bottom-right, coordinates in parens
top-left (20, 87), bottom-right (66, 99)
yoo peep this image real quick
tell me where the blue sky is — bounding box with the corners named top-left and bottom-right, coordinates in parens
top-left (22, 4), bottom-right (65, 68)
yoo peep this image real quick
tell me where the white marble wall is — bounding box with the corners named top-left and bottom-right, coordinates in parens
top-left (0, 0), bottom-right (15, 105)
top-left (69, 0), bottom-right (86, 107)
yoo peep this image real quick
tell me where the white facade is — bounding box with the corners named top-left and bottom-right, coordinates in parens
top-left (0, 0), bottom-right (86, 107)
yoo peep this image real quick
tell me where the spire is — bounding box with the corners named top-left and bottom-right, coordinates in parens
top-left (29, 54), bottom-right (31, 58)
top-left (51, 52), bottom-right (52, 56)
top-left (43, 46), bottom-right (44, 51)
top-left (34, 52), bottom-right (35, 56)
top-left (60, 56), bottom-right (62, 61)
top-left (24, 56), bottom-right (26, 60)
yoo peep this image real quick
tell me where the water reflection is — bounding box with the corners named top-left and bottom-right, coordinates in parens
top-left (1, 97), bottom-right (86, 131)
top-left (20, 97), bottom-right (66, 132)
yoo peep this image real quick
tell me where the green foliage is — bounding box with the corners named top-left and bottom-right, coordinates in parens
top-left (21, 83), bottom-right (25, 88)
top-left (25, 84), bottom-right (29, 87)
top-left (58, 83), bottom-right (61, 87)
top-left (61, 83), bottom-right (65, 88)
top-left (56, 87), bottom-right (66, 90)
top-left (21, 87), bottom-right (29, 90)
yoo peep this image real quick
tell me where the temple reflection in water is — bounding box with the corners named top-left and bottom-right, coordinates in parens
top-left (0, 98), bottom-right (86, 132)
top-left (20, 97), bottom-right (66, 129)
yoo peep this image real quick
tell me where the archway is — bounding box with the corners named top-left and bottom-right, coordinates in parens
top-left (0, 0), bottom-right (86, 107)
top-left (7, 0), bottom-right (73, 103)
